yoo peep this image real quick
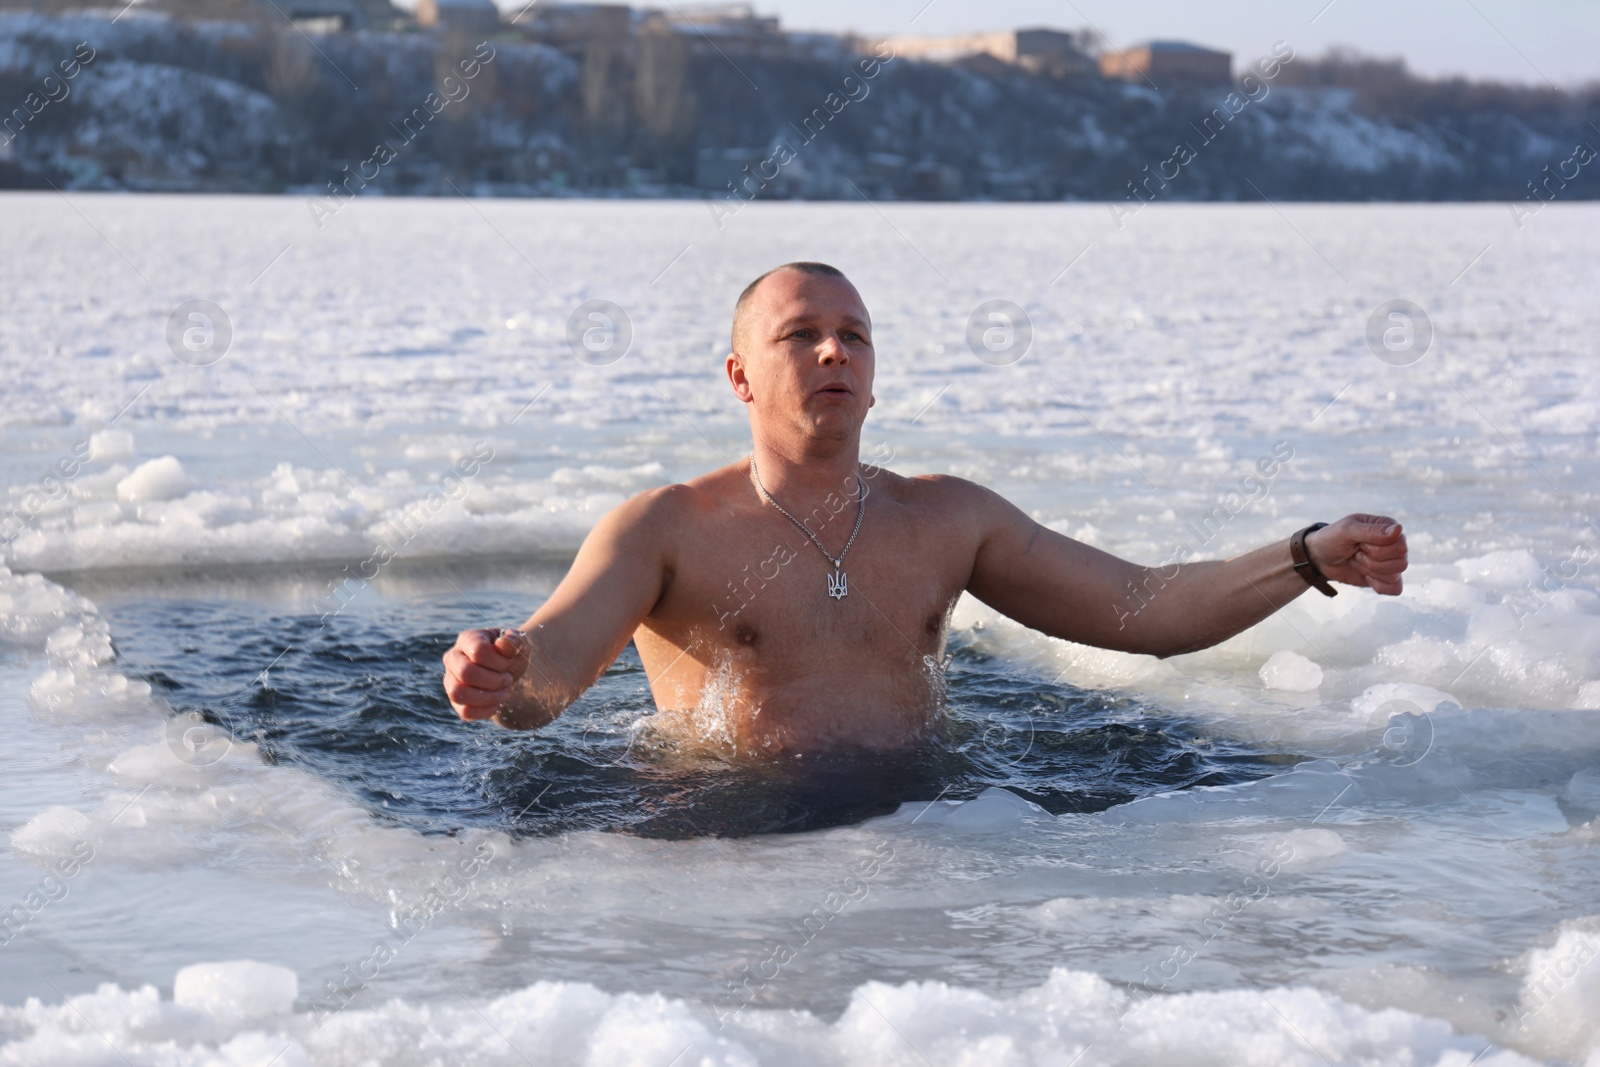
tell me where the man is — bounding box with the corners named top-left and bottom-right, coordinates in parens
top-left (442, 262), bottom-right (1407, 755)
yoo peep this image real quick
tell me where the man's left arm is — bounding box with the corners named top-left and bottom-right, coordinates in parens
top-left (957, 481), bottom-right (1408, 659)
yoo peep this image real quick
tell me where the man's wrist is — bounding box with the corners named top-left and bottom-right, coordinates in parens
top-left (1290, 522), bottom-right (1338, 597)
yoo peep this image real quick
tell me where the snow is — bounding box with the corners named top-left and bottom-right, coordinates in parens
top-left (1260, 649), bottom-right (1323, 690)
top-left (115, 456), bottom-right (192, 503)
top-left (173, 960), bottom-right (299, 1026)
top-left (0, 968), bottom-right (1553, 1067)
top-left (0, 197), bottom-right (1596, 1064)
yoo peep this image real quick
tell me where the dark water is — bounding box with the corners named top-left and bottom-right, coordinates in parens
top-left (104, 590), bottom-right (1301, 839)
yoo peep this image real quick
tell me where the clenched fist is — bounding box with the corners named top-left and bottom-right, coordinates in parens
top-left (442, 627), bottom-right (531, 721)
top-left (1306, 514), bottom-right (1409, 596)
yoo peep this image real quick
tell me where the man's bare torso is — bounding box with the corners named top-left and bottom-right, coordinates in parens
top-left (635, 461), bottom-right (976, 756)
top-left (442, 263), bottom-right (1407, 759)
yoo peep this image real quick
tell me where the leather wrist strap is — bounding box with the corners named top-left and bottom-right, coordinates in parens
top-left (1290, 522), bottom-right (1338, 597)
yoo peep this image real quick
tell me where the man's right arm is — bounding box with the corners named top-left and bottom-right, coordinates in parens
top-left (441, 485), bottom-right (685, 729)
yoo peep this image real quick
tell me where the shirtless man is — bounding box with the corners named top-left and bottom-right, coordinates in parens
top-left (442, 262), bottom-right (1408, 755)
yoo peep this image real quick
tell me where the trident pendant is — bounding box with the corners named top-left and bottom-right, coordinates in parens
top-left (827, 570), bottom-right (849, 600)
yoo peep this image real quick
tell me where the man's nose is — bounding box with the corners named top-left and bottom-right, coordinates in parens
top-left (817, 333), bottom-right (849, 364)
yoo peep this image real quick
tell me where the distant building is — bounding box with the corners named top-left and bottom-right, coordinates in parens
top-left (101, 0), bottom-right (406, 28)
top-left (515, 3), bottom-right (809, 59)
top-left (286, 0), bottom-right (361, 32)
top-left (520, 3), bottom-right (632, 45)
top-left (1100, 40), bottom-right (1231, 87)
top-left (647, 3), bottom-right (789, 57)
top-left (663, 2), bottom-right (778, 37)
top-left (416, 0), bottom-right (500, 33)
top-left (879, 27), bottom-right (1097, 78)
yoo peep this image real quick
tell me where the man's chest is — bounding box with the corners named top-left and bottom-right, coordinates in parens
top-left (653, 500), bottom-right (972, 661)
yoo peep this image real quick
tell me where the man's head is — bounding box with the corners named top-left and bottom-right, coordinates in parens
top-left (727, 262), bottom-right (875, 451)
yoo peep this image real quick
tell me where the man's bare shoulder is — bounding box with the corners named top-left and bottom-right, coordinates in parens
top-left (678, 459), bottom-right (754, 500)
top-left (606, 463), bottom-right (746, 535)
top-left (875, 469), bottom-right (1009, 517)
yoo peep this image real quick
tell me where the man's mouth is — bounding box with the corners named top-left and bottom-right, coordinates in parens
top-left (815, 383), bottom-right (852, 397)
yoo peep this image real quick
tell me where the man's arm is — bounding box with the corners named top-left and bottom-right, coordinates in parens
top-left (441, 486), bottom-right (684, 728)
top-left (957, 481), bottom-right (1407, 659)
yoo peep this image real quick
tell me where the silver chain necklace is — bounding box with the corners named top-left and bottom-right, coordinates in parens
top-left (748, 453), bottom-right (865, 600)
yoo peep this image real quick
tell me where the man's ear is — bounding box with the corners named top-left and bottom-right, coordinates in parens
top-left (868, 394), bottom-right (876, 408)
top-left (727, 353), bottom-right (754, 403)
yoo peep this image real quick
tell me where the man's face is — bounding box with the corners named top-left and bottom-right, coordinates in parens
top-left (728, 270), bottom-right (875, 443)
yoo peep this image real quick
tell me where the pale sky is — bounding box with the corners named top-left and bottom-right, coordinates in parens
top-left (755, 0), bottom-right (1598, 87)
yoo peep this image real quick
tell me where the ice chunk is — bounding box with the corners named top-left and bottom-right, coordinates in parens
top-left (1260, 650), bottom-right (1323, 691)
top-left (108, 737), bottom-right (225, 791)
top-left (1516, 919), bottom-right (1600, 1060)
top-left (116, 456), bottom-right (192, 503)
top-left (0, 567), bottom-right (96, 648)
top-left (830, 966), bottom-right (1541, 1067)
top-left (173, 960), bottom-right (298, 1025)
top-left (1107, 759), bottom-right (1356, 826)
top-left (893, 786), bottom-right (1047, 831)
top-left (1223, 827), bottom-right (1349, 874)
top-left (218, 1032), bottom-right (312, 1067)
top-left (10, 806), bottom-right (95, 861)
top-left (587, 993), bottom-right (759, 1067)
top-left (1405, 577), bottom-right (1487, 613)
top-left (89, 429), bottom-right (135, 461)
top-left (1560, 768), bottom-right (1600, 820)
top-left (943, 787), bottom-right (1047, 830)
top-left (1275, 827), bottom-right (1349, 871)
top-left (1456, 549), bottom-right (1544, 590)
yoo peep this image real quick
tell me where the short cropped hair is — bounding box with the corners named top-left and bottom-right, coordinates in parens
top-left (731, 261), bottom-right (849, 351)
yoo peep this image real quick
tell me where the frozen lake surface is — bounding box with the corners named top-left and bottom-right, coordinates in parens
top-left (1, 195), bottom-right (1598, 1065)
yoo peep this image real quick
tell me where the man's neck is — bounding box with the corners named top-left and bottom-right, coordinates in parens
top-left (749, 437), bottom-right (863, 502)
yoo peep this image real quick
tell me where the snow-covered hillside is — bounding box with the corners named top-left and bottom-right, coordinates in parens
top-left (0, 10), bottom-right (1591, 200)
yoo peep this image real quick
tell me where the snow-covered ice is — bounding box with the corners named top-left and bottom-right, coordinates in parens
top-left (1, 196), bottom-right (1597, 1064)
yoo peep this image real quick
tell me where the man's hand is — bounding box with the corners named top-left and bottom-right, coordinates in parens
top-left (436, 485), bottom-right (678, 731)
top-left (1306, 514), bottom-right (1409, 596)
top-left (442, 628), bottom-right (530, 721)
